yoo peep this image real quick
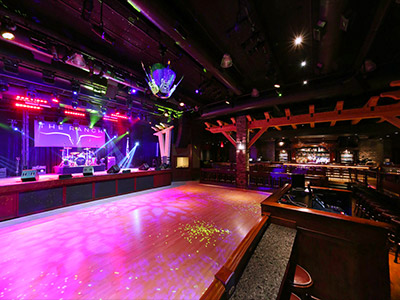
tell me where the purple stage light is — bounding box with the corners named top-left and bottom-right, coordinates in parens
top-left (129, 88), bottom-right (137, 94)
top-left (195, 89), bottom-right (199, 94)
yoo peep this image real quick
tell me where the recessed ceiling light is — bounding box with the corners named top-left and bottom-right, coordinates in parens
top-left (294, 35), bottom-right (303, 46)
top-left (179, 102), bottom-right (185, 107)
top-left (2, 32), bottom-right (15, 40)
top-left (300, 60), bottom-right (307, 67)
top-left (303, 80), bottom-right (308, 85)
top-left (225, 100), bottom-right (230, 105)
top-left (274, 84), bottom-right (280, 88)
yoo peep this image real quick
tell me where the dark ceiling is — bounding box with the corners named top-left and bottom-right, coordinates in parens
top-left (0, 0), bottom-right (399, 122)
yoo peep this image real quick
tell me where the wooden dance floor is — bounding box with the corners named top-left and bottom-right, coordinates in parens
top-left (0, 182), bottom-right (269, 299)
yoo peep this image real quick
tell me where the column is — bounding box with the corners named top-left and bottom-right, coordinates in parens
top-left (236, 115), bottom-right (249, 188)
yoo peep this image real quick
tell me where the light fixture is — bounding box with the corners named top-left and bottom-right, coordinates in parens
top-left (237, 142), bottom-right (245, 151)
top-left (278, 141), bottom-right (284, 146)
top-left (164, 112), bottom-right (169, 117)
top-left (251, 88), bottom-right (259, 97)
top-left (72, 101), bottom-right (78, 109)
top-left (65, 110), bottom-right (86, 117)
top-left (303, 80), bottom-right (308, 85)
top-left (101, 106), bottom-right (107, 115)
top-left (195, 89), bottom-right (199, 94)
top-left (220, 53), bottom-right (233, 68)
top-left (1, 32), bottom-right (14, 40)
top-left (293, 35), bottom-right (303, 46)
top-left (274, 84), bottom-right (280, 88)
top-left (300, 60), bottom-right (307, 67)
top-left (179, 102), bottom-right (185, 107)
top-left (225, 100), bottom-right (230, 105)
top-left (129, 88), bottom-right (137, 94)
top-left (135, 141), bottom-right (139, 146)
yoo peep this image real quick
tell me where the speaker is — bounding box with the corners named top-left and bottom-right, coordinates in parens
top-left (122, 169), bottom-right (131, 174)
top-left (138, 163), bottom-right (150, 170)
top-left (59, 174), bottom-right (73, 180)
top-left (107, 164), bottom-right (120, 174)
top-left (174, 112), bottom-right (191, 148)
top-left (21, 169), bottom-right (39, 182)
top-left (83, 166), bottom-right (94, 176)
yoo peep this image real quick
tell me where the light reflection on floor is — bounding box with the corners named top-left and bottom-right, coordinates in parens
top-left (0, 182), bottom-right (269, 299)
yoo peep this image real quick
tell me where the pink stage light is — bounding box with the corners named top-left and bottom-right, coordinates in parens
top-left (51, 98), bottom-right (59, 103)
top-left (64, 110), bottom-right (86, 117)
top-left (110, 113), bottom-right (129, 120)
top-left (103, 116), bottom-right (118, 122)
top-left (15, 95), bottom-right (48, 104)
top-left (15, 103), bottom-right (42, 110)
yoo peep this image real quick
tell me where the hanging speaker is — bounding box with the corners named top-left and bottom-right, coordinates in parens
top-left (107, 164), bottom-right (120, 174)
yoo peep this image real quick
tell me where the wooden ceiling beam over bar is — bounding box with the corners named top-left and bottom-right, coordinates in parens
top-left (309, 105), bottom-right (315, 128)
top-left (285, 108), bottom-right (297, 129)
top-left (206, 102), bottom-right (400, 133)
top-left (221, 132), bottom-right (236, 146)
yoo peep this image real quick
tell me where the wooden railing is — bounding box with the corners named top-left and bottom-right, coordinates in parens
top-left (201, 214), bottom-right (271, 300)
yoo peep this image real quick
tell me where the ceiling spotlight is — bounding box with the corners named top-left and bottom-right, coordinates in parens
top-left (164, 112), bottom-right (169, 117)
top-left (195, 89), bottom-right (199, 94)
top-left (274, 84), bottom-right (280, 88)
top-left (101, 106), bottom-right (107, 115)
top-left (225, 100), bottom-right (230, 105)
top-left (1, 32), bottom-right (15, 40)
top-left (135, 141), bottom-right (139, 146)
top-left (294, 35), bottom-right (303, 46)
top-left (221, 53), bottom-right (233, 68)
top-left (129, 88), bottom-right (137, 94)
top-left (303, 80), bottom-right (308, 85)
top-left (300, 60), bottom-right (307, 67)
top-left (72, 101), bottom-right (78, 109)
top-left (179, 102), bottom-right (185, 107)
top-left (278, 141), bottom-right (284, 146)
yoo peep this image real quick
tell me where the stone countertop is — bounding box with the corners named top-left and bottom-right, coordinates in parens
top-left (231, 224), bottom-right (297, 300)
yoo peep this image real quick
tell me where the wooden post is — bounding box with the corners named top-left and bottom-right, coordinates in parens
top-left (236, 115), bottom-right (248, 189)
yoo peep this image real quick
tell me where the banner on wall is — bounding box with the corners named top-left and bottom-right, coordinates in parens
top-left (34, 121), bottom-right (105, 148)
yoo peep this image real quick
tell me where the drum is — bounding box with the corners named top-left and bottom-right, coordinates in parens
top-left (75, 156), bottom-right (86, 166)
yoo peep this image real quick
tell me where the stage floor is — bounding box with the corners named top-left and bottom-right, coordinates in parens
top-left (0, 182), bottom-right (270, 299)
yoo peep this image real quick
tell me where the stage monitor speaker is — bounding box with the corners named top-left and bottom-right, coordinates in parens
top-left (138, 163), bottom-right (150, 170)
top-left (21, 169), bottom-right (39, 182)
top-left (59, 174), bottom-right (73, 180)
top-left (122, 169), bottom-right (131, 174)
top-left (107, 164), bottom-right (120, 174)
top-left (83, 166), bottom-right (94, 176)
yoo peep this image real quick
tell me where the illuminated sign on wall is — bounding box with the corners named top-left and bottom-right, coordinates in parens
top-left (34, 121), bottom-right (105, 148)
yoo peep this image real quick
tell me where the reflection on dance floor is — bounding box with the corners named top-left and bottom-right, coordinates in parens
top-left (0, 182), bottom-right (269, 299)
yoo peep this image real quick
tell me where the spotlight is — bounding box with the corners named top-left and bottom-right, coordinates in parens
top-left (300, 60), bottom-right (307, 67)
top-left (1, 32), bottom-right (14, 40)
top-left (225, 100), bottom-right (230, 105)
top-left (13, 127), bottom-right (18, 131)
top-left (72, 101), bottom-right (78, 109)
top-left (294, 35), bottom-right (303, 46)
top-left (135, 141), bottom-right (139, 146)
top-left (274, 84), bottom-right (280, 88)
top-left (195, 89), bottom-right (199, 94)
top-left (101, 106), bottom-right (107, 115)
top-left (220, 53), bottom-right (233, 68)
top-left (129, 88), bottom-right (137, 94)
top-left (113, 135), bottom-right (117, 138)
top-left (303, 80), bottom-right (308, 85)
top-left (278, 141), bottom-right (284, 146)
top-left (126, 131), bottom-right (129, 134)
top-left (179, 102), bottom-right (185, 107)
top-left (164, 112), bottom-right (169, 117)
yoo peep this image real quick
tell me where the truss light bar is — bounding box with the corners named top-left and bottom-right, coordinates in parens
top-left (103, 116), bottom-right (118, 122)
top-left (15, 103), bottom-right (42, 110)
top-left (64, 110), bottom-right (86, 117)
top-left (110, 113), bottom-right (129, 120)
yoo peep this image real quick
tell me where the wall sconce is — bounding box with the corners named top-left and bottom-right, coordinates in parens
top-left (237, 142), bottom-right (246, 151)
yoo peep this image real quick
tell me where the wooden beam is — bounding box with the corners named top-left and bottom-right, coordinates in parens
top-left (351, 119), bottom-right (362, 125)
top-left (248, 127), bottom-right (268, 148)
top-left (335, 101), bottom-right (344, 111)
top-left (205, 122), bottom-right (212, 128)
top-left (376, 118), bottom-right (385, 123)
top-left (382, 116), bottom-right (400, 129)
top-left (217, 120), bottom-right (224, 126)
top-left (230, 117), bottom-right (236, 125)
top-left (309, 105), bottom-right (315, 128)
top-left (221, 132), bottom-right (236, 146)
top-left (390, 80), bottom-right (400, 87)
top-left (208, 102), bottom-right (400, 133)
top-left (246, 115), bottom-right (252, 122)
top-left (285, 108), bottom-right (297, 129)
top-left (275, 126), bottom-right (282, 131)
top-left (264, 112), bottom-right (270, 120)
top-left (364, 96), bottom-right (380, 108)
top-left (381, 90), bottom-right (400, 100)
top-left (330, 120), bottom-right (337, 127)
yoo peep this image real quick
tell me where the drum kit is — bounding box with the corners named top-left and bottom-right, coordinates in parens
top-left (59, 147), bottom-right (97, 167)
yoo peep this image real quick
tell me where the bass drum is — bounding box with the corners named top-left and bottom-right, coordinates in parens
top-left (75, 156), bottom-right (86, 166)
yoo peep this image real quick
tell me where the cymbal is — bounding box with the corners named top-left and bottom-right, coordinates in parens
top-left (64, 147), bottom-right (72, 149)
top-left (84, 148), bottom-right (91, 150)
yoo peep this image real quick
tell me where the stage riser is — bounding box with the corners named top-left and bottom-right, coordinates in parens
top-left (0, 171), bottom-right (171, 221)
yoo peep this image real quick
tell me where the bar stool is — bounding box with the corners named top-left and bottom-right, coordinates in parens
top-left (292, 265), bottom-right (313, 289)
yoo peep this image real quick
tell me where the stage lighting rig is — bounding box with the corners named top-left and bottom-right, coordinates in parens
top-left (72, 101), bottom-right (78, 109)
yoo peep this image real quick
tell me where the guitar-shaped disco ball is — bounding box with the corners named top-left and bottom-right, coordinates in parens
top-left (141, 61), bottom-right (183, 99)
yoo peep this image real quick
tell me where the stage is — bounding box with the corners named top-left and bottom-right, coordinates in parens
top-left (53, 165), bottom-right (106, 174)
top-left (0, 169), bottom-right (172, 221)
top-left (0, 182), bottom-right (270, 299)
